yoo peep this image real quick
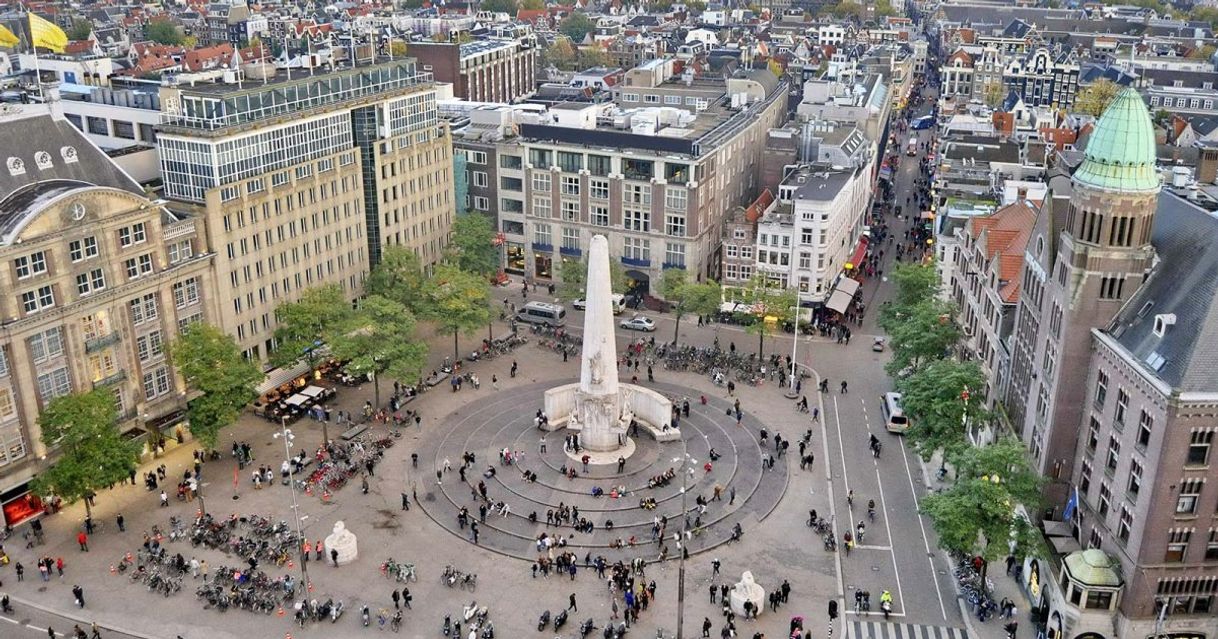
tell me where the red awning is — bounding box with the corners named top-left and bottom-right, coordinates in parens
top-left (846, 236), bottom-right (869, 270)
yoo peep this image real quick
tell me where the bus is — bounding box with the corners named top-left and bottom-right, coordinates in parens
top-left (516, 301), bottom-right (567, 326)
top-left (881, 392), bottom-right (909, 433)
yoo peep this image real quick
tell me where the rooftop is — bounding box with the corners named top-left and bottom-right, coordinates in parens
top-left (459, 39), bottom-right (518, 59)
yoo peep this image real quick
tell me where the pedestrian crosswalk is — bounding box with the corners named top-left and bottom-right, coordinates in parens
top-left (848, 620), bottom-right (970, 639)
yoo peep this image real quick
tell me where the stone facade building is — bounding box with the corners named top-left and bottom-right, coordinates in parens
top-left (0, 104), bottom-right (214, 526)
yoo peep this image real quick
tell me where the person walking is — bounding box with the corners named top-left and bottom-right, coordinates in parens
top-left (15, 562), bottom-right (24, 581)
top-left (72, 584), bottom-right (85, 608)
top-left (90, 622), bottom-right (102, 639)
top-left (568, 593), bottom-right (577, 612)
top-left (159, 490), bottom-right (168, 507)
top-left (729, 486), bottom-right (736, 505)
top-left (77, 531), bottom-right (88, 552)
top-left (116, 514), bottom-right (125, 532)
top-left (510, 361), bottom-right (518, 378)
top-left (703, 617), bottom-right (713, 638)
top-left (709, 583), bottom-right (717, 603)
top-left (492, 375), bottom-right (499, 391)
top-left (56, 556), bottom-right (64, 577)
top-left (401, 492), bottom-right (410, 511)
top-left (391, 589), bottom-right (400, 609)
top-left (401, 587), bottom-right (412, 609)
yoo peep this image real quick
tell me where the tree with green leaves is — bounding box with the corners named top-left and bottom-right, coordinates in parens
top-left (660, 268), bottom-right (722, 345)
top-left (881, 298), bottom-right (960, 377)
top-left (740, 275), bottom-right (798, 359)
top-left (1073, 79), bottom-right (1121, 117)
top-left (896, 358), bottom-right (990, 464)
top-left (520, 0), bottom-right (546, 9)
top-left (559, 12), bottom-right (597, 43)
top-left (921, 438), bottom-right (1045, 583)
top-left (885, 261), bottom-right (940, 310)
top-left (170, 323), bottom-right (263, 450)
top-left (145, 19), bottom-right (184, 46)
top-left (68, 20), bottom-right (92, 41)
top-left (447, 213), bottom-right (499, 278)
top-left (269, 284), bottom-right (352, 370)
top-left (329, 296), bottom-right (429, 408)
top-left (556, 257), bottom-right (627, 302)
top-left (419, 265), bottom-right (492, 363)
top-left (983, 82), bottom-right (1005, 109)
top-left (481, 0), bottom-right (518, 13)
top-left (543, 39), bottom-right (578, 70)
top-left (577, 46), bottom-right (613, 70)
top-left (365, 245), bottom-right (429, 313)
top-left (1192, 6), bottom-right (1218, 30)
top-left (30, 390), bottom-right (140, 519)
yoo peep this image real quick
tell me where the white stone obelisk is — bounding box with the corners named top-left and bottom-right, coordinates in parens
top-left (574, 235), bottom-right (625, 451)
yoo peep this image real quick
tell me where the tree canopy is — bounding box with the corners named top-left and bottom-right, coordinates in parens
top-left (660, 268), bottom-right (722, 344)
top-left (1073, 79), bottom-right (1121, 118)
top-left (447, 213), bottom-right (500, 278)
top-left (881, 298), bottom-right (961, 377)
top-left (68, 20), bottom-right (92, 41)
top-left (740, 274), bottom-right (799, 359)
top-left (559, 12), bottom-right (597, 43)
top-left (556, 257), bottom-right (627, 302)
top-left (419, 264), bottom-right (492, 362)
top-left (170, 323), bottom-right (263, 450)
top-left (328, 295), bottom-right (429, 407)
top-left (269, 284), bottom-right (352, 370)
top-left (542, 39), bottom-right (578, 70)
top-left (30, 390), bottom-right (140, 518)
top-left (145, 19), bottom-right (184, 46)
top-left (896, 358), bottom-right (990, 464)
top-left (481, 0), bottom-right (519, 14)
top-left (365, 245), bottom-right (429, 313)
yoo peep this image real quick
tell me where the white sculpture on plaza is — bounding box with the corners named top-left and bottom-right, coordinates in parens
top-left (542, 235), bottom-right (677, 454)
top-left (324, 520), bottom-right (358, 565)
top-left (729, 571), bottom-right (766, 618)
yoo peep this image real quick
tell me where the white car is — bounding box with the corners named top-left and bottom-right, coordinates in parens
top-left (619, 315), bottom-right (656, 332)
top-left (572, 299), bottom-right (588, 310)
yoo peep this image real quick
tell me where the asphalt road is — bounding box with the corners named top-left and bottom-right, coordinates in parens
top-left (1, 600), bottom-right (143, 639)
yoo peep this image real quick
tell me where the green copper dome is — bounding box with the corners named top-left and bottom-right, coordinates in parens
top-left (1073, 88), bottom-right (1160, 192)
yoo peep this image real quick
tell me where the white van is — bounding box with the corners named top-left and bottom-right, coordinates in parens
top-left (573, 294), bottom-right (626, 314)
top-left (516, 301), bottom-right (567, 326)
top-left (881, 392), bottom-right (909, 433)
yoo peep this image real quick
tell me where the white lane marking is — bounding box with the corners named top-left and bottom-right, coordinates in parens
top-left (818, 370), bottom-right (845, 603)
top-left (863, 396), bottom-right (907, 619)
top-left (899, 434), bottom-right (949, 620)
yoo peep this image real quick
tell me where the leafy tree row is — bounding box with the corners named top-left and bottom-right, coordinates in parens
top-left (879, 262), bottom-right (1045, 572)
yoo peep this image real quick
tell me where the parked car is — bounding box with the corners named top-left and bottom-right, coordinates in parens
top-left (619, 315), bottom-right (656, 332)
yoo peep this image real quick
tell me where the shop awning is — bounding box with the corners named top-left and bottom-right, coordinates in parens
top-left (825, 277), bottom-right (861, 314)
top-left (845, 236), bottom-right (870, 270)
top-left (256, 359), bottom-right (313, 395)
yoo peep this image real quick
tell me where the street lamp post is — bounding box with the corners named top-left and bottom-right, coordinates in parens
top-left (674, 452), bottom-right (698, 639)
top-left (275, 417), bottom-right (310, 592)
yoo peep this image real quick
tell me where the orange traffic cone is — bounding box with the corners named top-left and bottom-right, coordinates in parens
top-left (110, 565), bottom-right (116, 574)
top-left (285, 633), bottom-right (292, 639)
top-left (305, 486), bottom-right (313, 497)
top-left (277, 607), bottom-right (285, 617)
top-left (307, 581), bottom-right (314, 592)
top-left (287, 560), bottom-right (294, 569)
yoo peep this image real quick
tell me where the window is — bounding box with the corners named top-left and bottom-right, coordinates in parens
top-left (624, 209), bottom-right (650, 232)
top-left (118, 222), bottom-right (147, 247)
top-left (590, 179), bottom-right (610, 200)
top-left (1165, 529), bottom-right (1191, 562)
top-left (500, 155), bottom-right (523, 170)
top-left (623, 237), bottom-right (650, 262)
top-left (1087, 416), bottom-right (1100, 453)
top-left (665, 187), bottom-right (688, 211)
top-left (246, 178), bottom-right (265, 194)
top-left (129, 293), bottom-right (159, 325)
top-left (533, 224), bottom-right (552, 247)
top-left (69, 236), bottom-right (99, 262)
top-left (1115, 388), bottom-right (1129, 425)
top-left (561, 176), bottom-right (580, 196)
top-left (501, 177), bottom-right (523, 192)
top-left (37, 367), bottom-right (72, 402)
top-left (472, 171), bottom-right (488, 188)
top-left (740, 247), bottom-right (753, 259)
top-left (622, 93), bottom-right (639, 102)
top-left (1106, 436), bottom-right (1120, 472)
top-left (801, 229), bottom-right (814, 245)
top-left (14, 251), bottom-right (48, 279)
top-left (1128, 458), bottom-right (1142, 497)
top-left (1095, 370), bottom-right (1108, 407)
top-left (1080, 458), bottom-right (1093, 493)
top-left (272, 171), bottom-right (289, 187)
top-left (664, 95), bottom-right (681, 105)
top-left (532, 196), bottom-right (551, 218)
top-left (1084, 590), bottom-right (1114, 611)
top-left (136, 331), bottom-right (164, 363)
top-left (0, 387), bottom-right (13, 421)
top-left (588, 155), bottom-right (611, 177)
top-left (168, 240), bottom-right (193, 264)
top-left (173, 278), bottom-right (200, 309)
top-left (125, 254), bottom-right (154, 279)
top-left (561, 201), bottom-right (579, 222)
top-left (622, 159), bottom-right (654, 181)
top-left (1187, 430), bottom-right (1213, 466)
top-left (799, 252), bottom-right (811, 269)
top-left (75, 268), bottom-right (106, 296)
top-left (528, 149), bottom-right (552, 167)
top-left (0, 348), bottom-right (6, 377)
top-left (624, 183), bottom-right (651, 205)
top-left (176, 313), bottom-right (202, 333)
top-left (591, 206), bottom-right (610, 227)
top-left (1176, 479), bottom-right (1203, 514)
top-left (465, 150), bottom-right (488, 165)
top-left (295, 164), bottom-right (312, 179)
top-left (28, 328), bottom-right (64, 363)
top-left (561, 227), bottom-right (580, 251)
top-left (726, 245), bottom-right (738, 258)
top-left (1117, 506), bottom-right (1133, 542)
top-left (665, 213), bottom-right (686, 237)
top-left (142, 367), bottom-right (172, 400)
top-left (86, 116), bottom-right (108, 135)
top-left (220, 186), bottom-right (239, 202)
top-left (725, 264), bottom-right (739, 280)
top-left (1137, 410), bottom-right (1153, 448)
top-left (473, 196), bottom-right (490, 211)
top-left (557, 151), bottom-right (583, 173)
top-left (1098, 482), bottom-right (1111, 517)
top-left (643, 94), bottom-right (660, 104)
top-left (21, 285), bottom-right (55, 314)
top-left (531, 172), bottom-right (551, 193)
top-left (1207, 530), bottom-right (1218, 561)
top-left (664, 242), bottom-right (685, 268)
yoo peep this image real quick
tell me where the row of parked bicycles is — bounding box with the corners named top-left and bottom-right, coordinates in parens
top-left (300, 434), bottom-right (394, 494)
top-left (196, 564), bottom-right (295, 614)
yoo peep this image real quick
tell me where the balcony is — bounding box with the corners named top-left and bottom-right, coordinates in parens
top-left (85, 332), bottom-right (121, 354)
top-left (93, 370), bottom-right (127, 388)
top-left (662, 262), bottom-right (686, 270)
top-left (559, 246), bottom-right (582, 257)
top-left (531, 243), bottom-right (553, 253)
top-left (621, 256), bottom-right (650, 268)
top-left (163, 220), bottom-right (197, 240)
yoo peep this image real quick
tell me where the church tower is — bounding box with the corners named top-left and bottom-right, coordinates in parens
top-left (1017, 89), bottom-right (1159, 495)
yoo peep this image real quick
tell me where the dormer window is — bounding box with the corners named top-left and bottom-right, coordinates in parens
top-left (1153, 313), bottom-right (1176, 337)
